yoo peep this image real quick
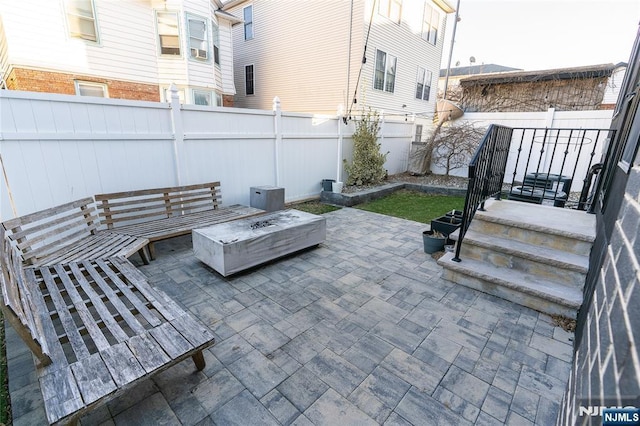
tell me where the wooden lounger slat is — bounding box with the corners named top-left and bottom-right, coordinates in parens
top-left (67, 262), bottom-right (131, 343)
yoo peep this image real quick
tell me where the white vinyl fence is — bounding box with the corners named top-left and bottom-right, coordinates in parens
top-left (0, 89), bottom-right (413, 220)
top-left (430, 108), bottom-right (614, 191)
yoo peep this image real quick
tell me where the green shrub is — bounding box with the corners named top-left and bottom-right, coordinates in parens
top-left (344, 109), bottom-right (388, 186)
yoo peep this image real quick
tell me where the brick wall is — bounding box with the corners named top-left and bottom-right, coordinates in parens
top-left (6, 67), bottom-right (160, 101)
top-left (558, 160), bottom-right (640, 424)
top-left (222, 94), bottom-right (234, 107)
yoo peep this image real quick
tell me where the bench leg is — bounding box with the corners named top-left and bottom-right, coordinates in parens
top-left (138, 247), bottom-right (151, 265)
top-left (148, 242), bottom-right (156, 260)
top-left (192, 351), bottom-right (206, 371)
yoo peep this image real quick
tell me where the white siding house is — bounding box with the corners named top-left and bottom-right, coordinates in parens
top-left (224, 0), bottom-right (454, 128)
top-left (0, 0), bottom-right (240, 106)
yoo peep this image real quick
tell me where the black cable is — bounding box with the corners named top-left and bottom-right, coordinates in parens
top-left (344, 0), bottom-right (377, 124)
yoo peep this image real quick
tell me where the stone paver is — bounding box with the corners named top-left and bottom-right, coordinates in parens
top-left (6, 208), bottom-right (576, 425)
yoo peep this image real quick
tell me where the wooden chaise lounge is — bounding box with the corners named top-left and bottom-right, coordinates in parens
top-left (0, 228), bottom-right (215, 424)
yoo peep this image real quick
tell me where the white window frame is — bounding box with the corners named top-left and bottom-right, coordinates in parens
top-left (378, 0), bottom-right (402, 24)
top-left (245, 64), bottom-right (255, 95)
top-left (156, 11), bottom-right (181, 56)
top-left (422, 3), bottom-right (440, 45)
top-left (415, 66), bottom-right (432, 101)
top-left (193, 89), bottom-right (213, 106)
top-left (212, 23), bottom-right (220, 65)
top-left (65, 0), bottom-right (99, 42)
top-left (374, 49), bottom-right (397, 93)
top-left (187, 14), bottom-right (209, 61)
top-left (243, 5), bottom-right (254, 40)
top-left (75, 81), bottom-right (108, 98)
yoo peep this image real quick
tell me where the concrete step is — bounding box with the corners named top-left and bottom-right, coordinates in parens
top-left (438, 252), bottom-right (583, 318)
top-left (458, 229), bottom-right (588, 290)
top-left (471, 199), bottom-right (595, 256)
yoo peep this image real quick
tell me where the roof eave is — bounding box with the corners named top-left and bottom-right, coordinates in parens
top-left (432, 0), bottom-right (456, 14)
top-left (215, 9), bottom-right (243, 24)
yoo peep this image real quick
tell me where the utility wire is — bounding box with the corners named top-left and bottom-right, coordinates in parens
top-left (344, 0), bottom-right (377, 124)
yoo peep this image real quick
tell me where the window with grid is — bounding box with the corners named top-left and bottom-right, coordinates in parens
top-left (415, 66), bottom-right (433, 100)
top-left (65, 0), bottom-right (98, 42)
top-left (245, 65), bottom-right (254, 95)
top-left (374, 49), bottom-right (397, 93)
top-left (156, 11), bottom-right (180, 55)
top-left (378, 0), bottom-right (402, 24)
top-left (243, 5), bottom-right (253, 40)
top-left (188, 16), bottom-right (208, 60)
top-left (422, 3), bottom-right (439, 45)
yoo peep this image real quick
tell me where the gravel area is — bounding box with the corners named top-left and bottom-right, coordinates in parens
top-left (342, 172), bottom-right (469, 193)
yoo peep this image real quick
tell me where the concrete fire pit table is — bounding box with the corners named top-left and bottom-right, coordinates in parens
top-left (192, 209), bottom-right (326, 276)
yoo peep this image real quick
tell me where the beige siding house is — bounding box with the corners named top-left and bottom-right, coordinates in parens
top-left (0, 0), bottom-right (240, 105)
top-left (224, 0), bottom-right (454, 127)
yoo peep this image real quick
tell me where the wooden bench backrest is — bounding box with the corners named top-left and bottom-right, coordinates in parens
top-left (94, 182), bottom-right (221, 229)
top-left (1, 197), bottom-right (100, 266)
top-left (0, 226), bottom-right (51, 365)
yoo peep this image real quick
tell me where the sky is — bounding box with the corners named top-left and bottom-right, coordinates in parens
top-left (440, 0), bottom-right (640, 72)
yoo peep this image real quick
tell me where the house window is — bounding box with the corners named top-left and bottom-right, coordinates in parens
top-left (243, 5), bottom-right (253, 40)
top-left (75, 81), bottom-right (107, 97)
top-left (374, 49), bottom-right (396, 93)
top-left (422, 3), bottom-right (440, 45)
top-left (187, 15), bottom-right (208, 60)
top-left (378, 0), bottom-right (402, 24)
top-left (415, 124), bottom-right (423, 142)
top-left (245, 65), bottom-right (254, 95)
top-left (193, 90), bottom-right (212, 106)
top-left (212, 24), bottom-right (220, 65)
top-left (415, 66), bottom-right (432, 100)
top-left (156, 11), bottom-right (181, 55)
top-left (65, 0), bottom-right (98, 42)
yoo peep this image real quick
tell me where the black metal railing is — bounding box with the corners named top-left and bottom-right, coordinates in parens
top-left (453, 125), bottom-right (512, 262)
top-left (506, 128), bottom-right (614, 210)
top-left (453, 125), bottom-right (614, 262)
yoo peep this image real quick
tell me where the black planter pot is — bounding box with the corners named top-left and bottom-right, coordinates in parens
top-left (431, 216), bottom-right (462, 236)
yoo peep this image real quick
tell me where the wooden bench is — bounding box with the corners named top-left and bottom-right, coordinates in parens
top-left (94, 182), bottom-right (264, 258)
top-left (1, 197), bottom-right (149, 267)
top-left (0, 228), bottom-right (215, 425)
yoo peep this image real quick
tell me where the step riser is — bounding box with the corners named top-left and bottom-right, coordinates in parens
top-left (459, 244), bottom-right (587, 289)
top-left (471, 219), bottom-right (592, 256)
top-left (442, 268), bottom-right (579, 318)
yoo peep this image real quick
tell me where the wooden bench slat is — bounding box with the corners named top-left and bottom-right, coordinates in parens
top-left (149, 322), bottom-right (194, 359)
top-left (127, 333), bottom-right (171, 373)
top-left (171, 314), bottom-right (216, 348)
top-left (39, 366), bottom-right (84, 424)
top-left (81, 261), bottom-right (147, 336)
top-left (94, 258), bottom-right (162, 327)
top-left (97, 188), bottom-right (220, 211)
top-left (109, 257), bottom-right (184, 320)
top-left (14, 221), bottom-right (99, 252)
top-left (67, 262), bottom-right (131, 343)
top-left (94, 182), bottom-right (221, 201)
top-left (20, 228), bottom-right (100, 263)
top-left (70, 352), bottom-right (117, 405)
top-left (8, 208), bottom-right (98, 242)
top-left (40, 267), bottom-right (92, 361)
top-left (101, 342), bottom-right (147, 387)
top-left (52, 264), bottom-right (112, 352)
top-left (2, 197), bottom-right (96, 229)
top-left (33, 233), bottom-right (147, 268)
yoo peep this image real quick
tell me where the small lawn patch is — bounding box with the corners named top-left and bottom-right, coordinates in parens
top-left (289, 200), bottom-right (341, 215)
top-left (355, 189), bottom-right (465, 223)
